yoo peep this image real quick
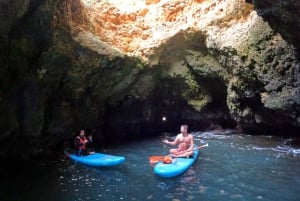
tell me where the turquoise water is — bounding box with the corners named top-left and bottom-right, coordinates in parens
top-left (1, 130), bottom-right (300, 201)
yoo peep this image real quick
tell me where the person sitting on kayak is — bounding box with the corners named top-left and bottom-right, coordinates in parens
top-left (162, 124), bottom-right (194, 158)
top-left (74, 129), bottom-right (89, 156)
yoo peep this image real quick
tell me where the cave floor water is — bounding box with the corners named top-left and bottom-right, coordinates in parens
top-left (1, 130), bottom-right (300, 201)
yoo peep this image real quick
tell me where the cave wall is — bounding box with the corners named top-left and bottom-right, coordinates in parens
top-left (0, 0), bottom-right (299, 159)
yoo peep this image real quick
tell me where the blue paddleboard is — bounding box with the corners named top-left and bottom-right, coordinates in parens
top-left (64, 150), bottom-right (125, 167)
top-left (154, 149), bottom-right (199, 177)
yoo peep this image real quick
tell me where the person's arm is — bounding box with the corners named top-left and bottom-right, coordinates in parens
top-left (163, 135), bottom-right (179, 146)
top-left (88, 135), bottom-right (93, 142)
top-left (74, 137), bottom-right (80, 147)
top-left (75, 137), bottom-right (88, 146)
top-left (84, 137), bottom-right (89, 144)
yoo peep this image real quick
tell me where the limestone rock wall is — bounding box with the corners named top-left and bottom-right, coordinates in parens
top-left (0, 0), bottom-right (299, 159)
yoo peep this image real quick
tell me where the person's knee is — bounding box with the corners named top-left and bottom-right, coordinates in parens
top-left (170, 149), bottom-right (176, 153)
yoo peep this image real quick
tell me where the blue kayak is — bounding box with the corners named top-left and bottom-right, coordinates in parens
top-left (154, 149), bottom-right (199, 177)
top-left (64, 150), bottom-right (126, 167)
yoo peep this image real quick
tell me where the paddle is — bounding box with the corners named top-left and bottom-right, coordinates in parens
top-left (149, 143), bottom-right (208, 164)
top-left (89, 128), bottom-right (96, 136)
top-left (87, 129), bottom-right (96, 154)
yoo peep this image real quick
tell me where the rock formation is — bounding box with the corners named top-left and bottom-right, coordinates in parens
top-left (0, 0), bottom-right (299, 159)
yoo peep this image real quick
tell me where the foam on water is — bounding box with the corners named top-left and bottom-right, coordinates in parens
top-left (195, 130), bottom-right (300, 159)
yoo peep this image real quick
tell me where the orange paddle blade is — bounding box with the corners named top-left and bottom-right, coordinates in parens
top-left (149, 155), bottom-right (164, 163)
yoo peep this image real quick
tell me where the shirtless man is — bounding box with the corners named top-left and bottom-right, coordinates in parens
top-left (162, 124), bottom-right (194, 158)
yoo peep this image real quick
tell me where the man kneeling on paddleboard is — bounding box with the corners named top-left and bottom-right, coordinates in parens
top-left (162, 124), bottom-right (194, 158)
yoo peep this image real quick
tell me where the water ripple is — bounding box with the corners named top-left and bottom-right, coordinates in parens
top-left (195, 130), bottom-right (300, 158)
top-left (2, 131), bottom-right (299, 201)
top-left (157, 182), bottom-right (170, 190)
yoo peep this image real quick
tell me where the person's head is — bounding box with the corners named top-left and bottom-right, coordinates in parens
top-left (79, 130), bottom-right (85, 137)
top-left (180, 125), bottom-right (188, 134)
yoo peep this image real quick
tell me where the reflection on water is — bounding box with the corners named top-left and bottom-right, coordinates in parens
top-left (1, 130), bottom-right (300, 201)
